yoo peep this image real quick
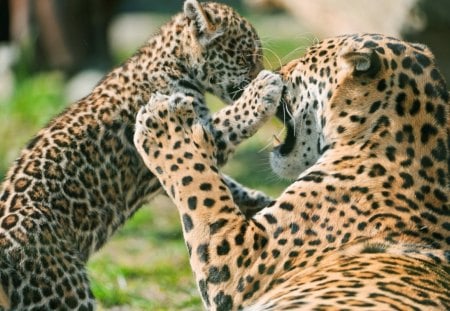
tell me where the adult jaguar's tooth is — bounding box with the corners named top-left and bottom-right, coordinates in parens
top-left (273, 134), bottom-right (281, 145)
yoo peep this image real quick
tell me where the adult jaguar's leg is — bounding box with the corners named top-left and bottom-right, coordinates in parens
top-left (134, 73), bottom-right (282, 309)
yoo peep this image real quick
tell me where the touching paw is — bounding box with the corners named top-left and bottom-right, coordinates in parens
top-left (251, 70), bottom-right (283, 115)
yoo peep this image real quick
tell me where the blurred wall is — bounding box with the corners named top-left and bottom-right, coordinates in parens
top-left (245, 0), bottom-right (450, 83)
top-left (244, 0), bottom-right (420, 37)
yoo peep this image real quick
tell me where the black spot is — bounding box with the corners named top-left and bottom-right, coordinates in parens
top-left (1, 214), bottom-right (18, 230)
top-left (181, 176), bottom-right (193, 186)
top-left (173, 141), bottom-right (182, 149)
top-left (361, 243), bottom-right (386, 253)
top-left (279, 202), bottom-right (294, 211)
top-left (200, 183), bottom-right (212, 191)
top-left (198, 279), bottom-right (210, 306)
top-left (376, 80), bottom-right (387, 92)
top-left (420, 156), bottom-right (433, 168)
top-left (409, 99), bottom-right (420, 115)
top-left (414, 52), bottom-right (431, 68)
top-left (434, 104), bottom-right (446, 126)
top-left (386, 43), bottom-right (406, 56)
top-left (424, 83), bottom-right (436, 97)
top-left (263, 214), bottom-right (277, 224)
top-left (398, 73), bottom-right (409, 88)
top-left (213, 291), bottom-right (233, 311)
top-left (65, 296), bottom-right (78, 308)
top-left (217, 239), bottom-right (231, 256)
top-left (194, 163), bottom-right (206, 172)
top-left (402, 57), bottom-right (412, 69)
top-left (290, 223), bottom-right (299, 234)
top-left (210, 219), bottom-right (228, 234)
top-left (369, 101), bottom-right (382, 113)
top-left (357, 222), bottom-right (367, 231)
top-left (363, 40), bottom-right (378, 48)
top-left (26, 134), bottom-right (42, 150)
top-left (369, 164), bottom-right (386, 177)
top-left (184, 152), bottom-right (193, 159)
top-left (203, 198), bottom-right (215, 208)
top-left (182, 214), bottom-right (194, 232)
top-left (332, 173), bottom-right (355, 181)
top-left (434, 189), bottom-right (448, 202)
top-left (385, 146), bottom-right (396, 162)
top-left (442, 222), bottom-right (450, 232)
top-left (399, 172), bottom-right (414, 188)
top-left (188, 196), bottom-right (197, 210)
top-left (430, 68), bottom-right (442, 81)
top-left (207, 265), bottom-right (231, 284)
top-left (197, 244), bottom-right (209, 263)
top-left (411, 63), bottom-right (423, 75)
top-left (341, 232), bottom-right (351, 243)
top-left (420, 123), bottom-right (438, 144)
top-left (14, 178), bottom-right (31, 192)
top-left (272, 249), bottom-right (280, 258)
top-left (372, 115), bottom-right (390, 133)
top-left (350, 186), bottom-right (369, 194)
top-left (432, 139), bottom-right (447, 161)
top-left (395, 92), bottom-right (407, 116)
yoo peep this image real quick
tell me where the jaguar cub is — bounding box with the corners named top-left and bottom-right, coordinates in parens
top-left (135, 33), bottom-right (449, 310)
top-left (0, 1), bottom-right (277, 309)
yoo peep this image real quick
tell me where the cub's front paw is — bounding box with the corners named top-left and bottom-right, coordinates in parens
top-left (249, 70), bottom-right (283, 116)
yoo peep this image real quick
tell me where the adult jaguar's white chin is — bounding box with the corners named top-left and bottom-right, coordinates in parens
top-left (269, 122), bottom-right (319, 180)
top-left (269, 148), bottom-right (304, 180)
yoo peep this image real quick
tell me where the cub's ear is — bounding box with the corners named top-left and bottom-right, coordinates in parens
top-left (184, 0), bottom-right (223, 46)
top-left (341, 48), bottom-right (381, 78)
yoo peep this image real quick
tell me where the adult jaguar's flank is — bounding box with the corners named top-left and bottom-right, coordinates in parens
top-left (134, 33), bottom-right (449, 310)
top-left (0, 1), bottom-right (283, 309)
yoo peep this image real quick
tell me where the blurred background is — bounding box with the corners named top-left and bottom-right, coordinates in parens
top-left (0, 0), bottom-right (448, 309)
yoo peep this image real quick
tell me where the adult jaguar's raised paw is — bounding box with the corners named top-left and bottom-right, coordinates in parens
top-left (134, 93), bottom-right (215, 174)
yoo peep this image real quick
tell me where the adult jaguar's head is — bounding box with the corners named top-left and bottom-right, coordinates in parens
top-left (271, 33), bottom-right (448, 179)
top-left (182, 0), bottom-right (263, 104)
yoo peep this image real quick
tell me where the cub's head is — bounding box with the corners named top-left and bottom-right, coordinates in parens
top-left (271, 33), bottom-right (448, 179)
top-left (183, 0), bottom-right (263, 104)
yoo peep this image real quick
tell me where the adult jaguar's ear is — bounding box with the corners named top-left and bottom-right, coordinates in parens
top-left (341, 48), bottom-right (381, 78)
top-left (184, 0), bottom-right (224, 47)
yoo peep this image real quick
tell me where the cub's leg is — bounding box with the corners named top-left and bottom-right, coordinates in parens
top-left (208, 70), bottom-right (282, 214)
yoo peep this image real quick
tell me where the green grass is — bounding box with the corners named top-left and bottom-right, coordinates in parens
top-left (0, 72), bottom-right (67, 178)
top-left (0, 37), bottom-right (305, 309)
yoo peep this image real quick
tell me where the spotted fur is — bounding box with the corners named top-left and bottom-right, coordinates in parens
top-left (0, 1), bottom-right (274, 309)
top-left (134, 34), bottom-right (449, 310)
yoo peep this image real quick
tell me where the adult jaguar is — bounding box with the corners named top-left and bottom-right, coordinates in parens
top-left (134, 33), bottom-right (449, 310)
top-left (0, 0), bottom-right (284, 309)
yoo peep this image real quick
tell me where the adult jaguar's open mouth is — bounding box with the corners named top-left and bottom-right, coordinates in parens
top-left (273, 88), bottom-right (296, 156)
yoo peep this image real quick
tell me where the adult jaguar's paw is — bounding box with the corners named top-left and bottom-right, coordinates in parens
top-left (134, 93), bottom-right (216, 175)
